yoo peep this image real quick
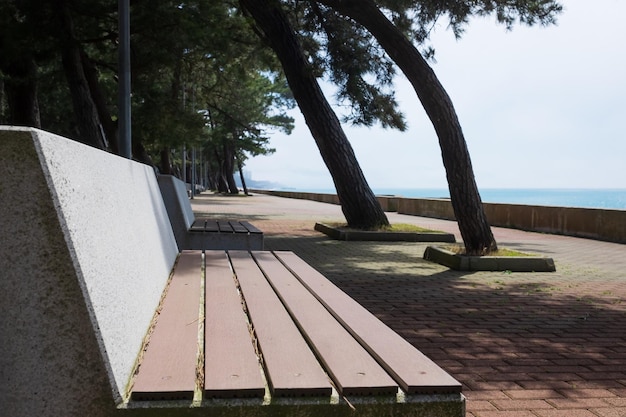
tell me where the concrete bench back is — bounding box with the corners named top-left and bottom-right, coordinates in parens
top-left (157, 174), bottom-right (196, 239)
top-left (157, 174), bottom-right (264, 251)
top-left (0, 127), bottom-right (179, 417)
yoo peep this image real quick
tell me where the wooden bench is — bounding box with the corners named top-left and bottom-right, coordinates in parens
top-left (157, 174), bottom-right (264, 250)
top-left (0, 127), bottom-right (463, 417)
top-left (128, 250), bottom-right (463, 414)
top-left (189, 218), bottom-right (262, 235)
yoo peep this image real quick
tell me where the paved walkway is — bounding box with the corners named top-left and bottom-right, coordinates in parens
top-left (191, 192), bottom-right (626, 417)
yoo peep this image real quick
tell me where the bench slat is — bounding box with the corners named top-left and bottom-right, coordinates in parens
top-left (229, 221), bottom-right (249, 233)
top-left (252, 251), bottom-right (398, 396)
top-left (131, 250), bottom-right (203, 401)
top-left (273, 251), bottom-right (461, 395)
top-left (228, 251), bottom-right (332, 397)
top-left (204, 221), bottom-right (220, 233)
top-left (190, 219), bottom-right (207, 231)
top-left (240, 221), bottom-right (263, 234)
top-left (190, 219), bottom-right (260, 235)
top-left (217, 221), bottom-right (234, 233)
top-left (204, 251), bottom-right (265, 398)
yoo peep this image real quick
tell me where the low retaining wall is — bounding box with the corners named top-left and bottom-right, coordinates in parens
top-left (255, 190), bottom-right (626, 244)
top-left (256, 190), bottom-right (399, 212)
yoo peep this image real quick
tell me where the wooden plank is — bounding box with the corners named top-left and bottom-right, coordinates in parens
top-left (229, 221), bottom-right (249, 234)
top-left (228, 251), bottom-right (331, 397)
top-left (217, 221), bottom-right (234, 233)
top-left (240, 221), bottom-right (263, 234)
top-left (190, 219), bottom-right (206, 232)
top-left (131, 251), bottom-right (203, 401)
top-left (252, 251), bottom-right (397, 396)
top-left (203, 220), bottom-right (220, 233)
top-left (273, 251), bottom-right (462, 395)
top-left (204, 251), bottom-right (265, 398)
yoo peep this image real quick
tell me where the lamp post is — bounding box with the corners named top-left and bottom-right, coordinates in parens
top-left (118, 0), bottom-right (131, 159)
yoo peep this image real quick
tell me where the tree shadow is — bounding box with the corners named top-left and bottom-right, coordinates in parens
top-left (266, 235), bottom-right (626, 393)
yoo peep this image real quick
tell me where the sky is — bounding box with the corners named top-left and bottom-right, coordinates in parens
top-left (244, 0), bottom-right (626, 191)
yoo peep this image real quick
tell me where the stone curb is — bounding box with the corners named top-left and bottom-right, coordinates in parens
top-left (314, 223), bottom-right (456, 243)
top-left (423, 245), bottom-right (556, 272)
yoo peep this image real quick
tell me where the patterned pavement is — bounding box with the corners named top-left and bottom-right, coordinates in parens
top-left (191, 192), bottom-right (626, 417)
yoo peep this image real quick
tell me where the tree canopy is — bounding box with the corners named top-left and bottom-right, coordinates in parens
top-left (0, 0), bottom-right (294, 188)
top-left (1, 0), bottom-right (563, 249)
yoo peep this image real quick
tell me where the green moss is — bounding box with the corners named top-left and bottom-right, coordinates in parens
top-left (443, 244), bottom-right (536, 257)
top-left (328, 222), bottom-right (442, 233)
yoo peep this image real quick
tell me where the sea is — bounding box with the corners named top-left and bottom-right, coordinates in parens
top-left (287, 188), bottom-right (626, 210)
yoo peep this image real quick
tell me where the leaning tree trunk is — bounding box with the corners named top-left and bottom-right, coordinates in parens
top-left (213, 149), bottom-right (229, 193)
top-left (236, 156), bottom-right (250, 195)
top-left (160, 147), bottom-right (173, 174)
top-left (222, 143), bottom-right (239, 194)
top-left (321, 0), bottom-right (497, 254)
top-left (56, 1), bottom-right (105, 150)
top-left (132, 140), bottom-right (154, 166)
top-left (240, 0), bottom-right (389, 228)
top-left (80, 49), bottom-right (118, 153)
top-left (3, 58), bottom-right (41, 128)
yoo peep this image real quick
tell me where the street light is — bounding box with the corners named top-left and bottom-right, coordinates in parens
top-left (118, 0), bottom-right (131, 159)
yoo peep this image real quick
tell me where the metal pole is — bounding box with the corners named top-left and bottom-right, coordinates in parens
top-left (118, 0), bottom-right (131, 159)
top-left (182, 145), bottom-right (187, 183)
top-left (191, 147), bottom-right (196, 198)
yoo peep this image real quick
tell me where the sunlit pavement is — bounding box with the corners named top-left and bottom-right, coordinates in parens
top-left (192, 192), bottom-right (626, 417)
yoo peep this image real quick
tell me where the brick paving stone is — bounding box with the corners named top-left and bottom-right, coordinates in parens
top-left (464, 390), bottom-right (511, 400)
top-left (465, 381), bottom-right (526, 391)
top-left (517, 381), bottom-right (575, 390)
top-left (550, 358), bottom-right (604, 366)
top-left (483, 373), bottom-right (536, 382)
top-left (495, 366), bottom-right (550, 374)
top-left (472, 411), bottom-right (538, 417)
top-left (605, 399), bottom-right (626, 407)
top-left (541, 365), bottom-right (595, 373)
top-left (533, 410), bottom-right (600, 417)
top-left (491, 399), bottom-right (554, 410)
top-left (503, 389), bottom-right (564, 399)
top-left (557, 389), bottom-right (617, 398)
top-left (547, 397), bottom-right (613, 409)
top-left (577, 373), bottom-right (626, 381)
top-left (529, 373), bottom-right (585, 381)
top-left (590, 366), bottom-right (626, 373)
top-left (590, 408), bottom-right (626, 417)
top-left (569, 381), bottom-right (626, 390)
top-left (467, 400), bottom-right (499, 412)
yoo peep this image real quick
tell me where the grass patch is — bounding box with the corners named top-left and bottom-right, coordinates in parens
top-left (443, 244), bottom-right (536, 257)
top-left (328, 222), bottom-right (442, 233)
